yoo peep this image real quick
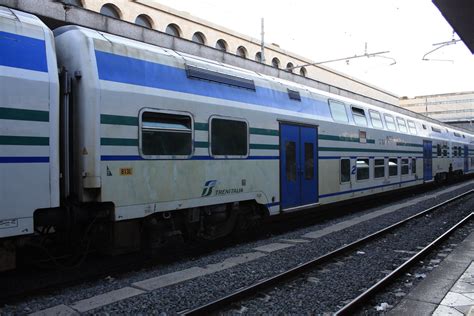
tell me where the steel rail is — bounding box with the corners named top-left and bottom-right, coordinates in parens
top-left (335, 211), bottom-right (474, 315)
top-left (179, 189), bottom-right (474, 316)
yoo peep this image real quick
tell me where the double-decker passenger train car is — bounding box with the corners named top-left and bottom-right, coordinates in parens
top-left (1, 7), bottom-right (473, 270)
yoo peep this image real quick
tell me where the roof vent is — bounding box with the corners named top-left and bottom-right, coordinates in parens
top-left (185, 65), bottom-right (255, 90)
top-left (287, 89), bottom-right (301, 101)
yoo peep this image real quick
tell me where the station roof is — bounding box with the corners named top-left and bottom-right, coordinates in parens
top-left (433, 0), bottom-right (474, 54)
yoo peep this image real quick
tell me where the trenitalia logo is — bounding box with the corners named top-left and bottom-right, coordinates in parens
top-left (201, 180), bottom-right (217, 197)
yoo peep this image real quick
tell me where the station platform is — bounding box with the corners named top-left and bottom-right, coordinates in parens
top-left (389, 229), bottom-right (474, 315)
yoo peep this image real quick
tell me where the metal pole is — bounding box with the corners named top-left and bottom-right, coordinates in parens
top-left (261, 17), bottom-right (265, 63)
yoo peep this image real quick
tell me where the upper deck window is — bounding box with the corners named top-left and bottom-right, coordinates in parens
top-left (384, 114), bottom-right (397, 131)
top-left (369, 110), bottom-right (384, 129)
top-left (141, 110), bottom-right (193, 157)
top-left (432, 126), bottom-right (441, 133)
top-left (351, 107), bottom-right (367, 126)
top-left (407, 120), bottom-right (417, 134)
top-left (396, 117), bottom-right (408, 133)
top-left (328, 100), bottom-right (349, 123)
top-left (211, 117), bottom-right (248, 157)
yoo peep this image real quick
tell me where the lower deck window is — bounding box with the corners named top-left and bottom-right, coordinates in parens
top-left (141, 111), bottom-right (192, 157)
top-left (412, 158), bottom-right (416, 174)
top-left (340, 159), bottom-right (350, 183)
top-left (374, 159), bottom-right (385, 178)
top-left (356, 158), bottom-right (369, 180)
top-left (389, 158), bottom-right (398, 176)
top-left (211, 118), bottom-right (248, 156)
top-left (401, 158), bottom-right (409, 175)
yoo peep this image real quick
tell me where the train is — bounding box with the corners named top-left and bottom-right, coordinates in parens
top-left (1, 6), bottom-right (473, 271)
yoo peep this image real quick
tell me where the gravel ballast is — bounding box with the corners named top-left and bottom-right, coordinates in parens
top-left (1, 180), bottom-right (473, 315)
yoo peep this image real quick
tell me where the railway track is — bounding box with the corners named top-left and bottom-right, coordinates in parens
top-left (180, 190), bottom-right (474, 315)
top-left (2, 182), bottom-right (472, 314)
top-left (0, 180), bottom-right (450, 305)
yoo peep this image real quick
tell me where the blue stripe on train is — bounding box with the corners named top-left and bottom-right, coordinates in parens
top-left (94, 50), bottom-right (332, 118)
top-left (0, 31), bottom-right (48, 73)
top-left (0, 156), bottom-right (49, 163)
top-left (101, 155), bottom-right (279, 161)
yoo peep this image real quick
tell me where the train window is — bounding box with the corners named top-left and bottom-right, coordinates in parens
top-left (141, 111), bottom-right (193, 157)
top-left (352, 107), bottom-right (368, 126)
top-left (454, 132), bottom-right (461, 137)
top-left (396, 117), bottom-right (408, 133)
top-left (211, 117), bottom-right (248, 157)
top-left (401, 158), bottom-right (409, 175)
top-left (471, 157), bottom-right (474, 166)
top-left (453, 146), bottom-right (458, 157)
top-left (384, 114), bottom-right (397, 131)
top-left (304, 143), bottom-right (314, 180)
top-left (407, 121), bottom-right (417, 134)
top-left (388, 158), bottom-right (398, 176)
top-left (374, 159), bottom-right (385, 178)
top-left (340, 159), bottom-right (350, 183)
top-left (432, 126), bottom-right (441, 133)
top-left (369, 110), bottom-right (384, 129)
top-left (437, 144), bottom-right (442, 157)
top-left (422, 124), bottom-right (427, 130)
top-left (329, 100), bottom-right (349, 123)
top-left (356, 158), bottom-right (369, 180)
top-left (460, 146), bottom-right (463, 156)
top-left (286, 141), bottom-right (297, 182)
top-left (443, 145), bottom-right (448, 157)
top-left (412, 158), bottom-right (416, 174)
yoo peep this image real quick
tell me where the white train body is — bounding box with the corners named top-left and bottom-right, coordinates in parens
top-left (0, 7), bottom-right (59, 239)
top-left (0, 7), bottom-right (473, 269)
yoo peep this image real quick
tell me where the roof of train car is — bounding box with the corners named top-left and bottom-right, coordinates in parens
top-left (54, 25), bottom-right (474, 143)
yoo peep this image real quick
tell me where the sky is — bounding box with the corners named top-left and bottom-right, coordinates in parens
top-left (153, 0), bottom-right (473, 98)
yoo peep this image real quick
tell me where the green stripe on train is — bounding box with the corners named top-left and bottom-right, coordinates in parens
top-left (0, 135), bottom-right (49, 145)
top-left (396, 142), bottom-right (423, 148)
top-left (0, 107), bottom-right (49, 122)
top-left (250, 128), bottom-right (279, 136)
top-left (195, 123), bottom-right (208, 131)
top-left (195, 141), bottom-right (208, 148)
top-left (100, 116), bottom-right (279, 136)
top-left (319, 134), bottom-right (375, 144)
top-left (101, 138), bottom-right (278, 150)
top-left (101, 114), bottom-right (138, 126)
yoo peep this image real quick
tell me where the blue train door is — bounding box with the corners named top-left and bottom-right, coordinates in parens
top-left (464, 145), bottom-right (469, 173)
top-left (280, 124), bottom-right (318, 209)
top-left (423, 140), bottom-right (433, 181)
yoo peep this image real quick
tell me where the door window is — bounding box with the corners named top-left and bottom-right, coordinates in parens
top-left (286, 141), bottom-right (297, 182)
top-left (304, 143), bottom-right (314, 180)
